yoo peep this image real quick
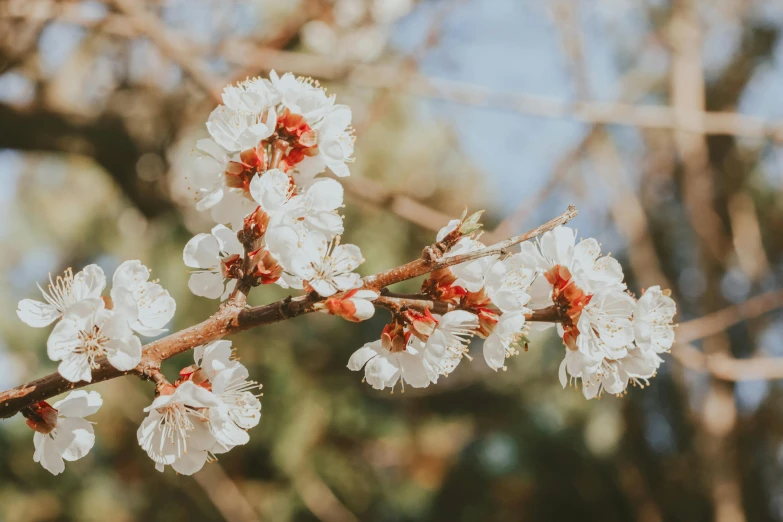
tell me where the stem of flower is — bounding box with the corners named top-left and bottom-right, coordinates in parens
top-left (373, 295), bottom-right (565, 323)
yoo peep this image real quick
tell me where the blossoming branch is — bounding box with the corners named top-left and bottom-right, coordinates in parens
top-left (2, 72), bottom-right (676, 476)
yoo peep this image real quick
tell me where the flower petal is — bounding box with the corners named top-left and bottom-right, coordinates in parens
top-left (188, 272), bottom-right (226, 299)
top-left (57, 418), bottom-right (96, 461)
top-left (106, 335), bottom-right (142, 371)
top-left (347, 341), bottom-right (382, 371)
top-left (17, 299), bottom-right (61, 327)
top-left (183, 233), bottom-right (220, 269)
top-left (54, 390), bottom-right (103, 418)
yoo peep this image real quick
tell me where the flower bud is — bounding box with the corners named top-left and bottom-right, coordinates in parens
top-left (248, 248), bottom-right (283, 285)
top-left (239, 143), bottom-right (266, 171)
top-left (403, 308), bottom-right (438, 342)
top-left (463, 288), bottom-right (491, 309)
top-left (381, 320), bottom-right (410, 353)
top-left (422, 268), bottom-right (467, 304)
top-left (24, 401), bottom-right (58, 434)
top-left (317, 289), bottom-right (378, 322)
top-left (475, 307), bottom-right (499, 338)
top-left (243, 206), bottom-right (270, 240)
top-left (177, 364), bottom-right (210, 387)
top-left (459, 209), bottom-right (484, 235)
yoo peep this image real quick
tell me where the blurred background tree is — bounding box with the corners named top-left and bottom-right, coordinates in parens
top-left (1, 0), bottom-right (783, 521)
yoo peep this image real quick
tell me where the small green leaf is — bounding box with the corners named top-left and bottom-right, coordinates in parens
top-left (459, 209), bottom-right (485, 235)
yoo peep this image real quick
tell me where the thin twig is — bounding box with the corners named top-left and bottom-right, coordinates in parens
top-left (373, 295), bottom-right (565, 323)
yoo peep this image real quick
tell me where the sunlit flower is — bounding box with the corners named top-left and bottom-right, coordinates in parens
top-left (518, 226), bottom-right (625, 298)
top-left (269, 70), bottom-right (335, 124)
top-left (110, 260), bottom-right (176, 337)
top-left (183, 224), bottom-right (244, 300)
top-left (634, 285), bottom-right (676, 354)
top-left (444, 237), bottom-right (497, 293)
top-left (485, 254), bottom-right (535, 313)
top-left (291, 232), bottom-right (363, 296)
top-left (483, 312), bottom-right (528, 371)
top-left (421, 310), bottom-right (479, 378)
top-left (28, 391), bottom-right (102, 475)
top-left (193, 339), bottom-right (239, 381)
top-left (137, 381), bottom-right (221, 475)
top-left (220, 76), bottom-right (281, 113)
top-left (249, 169), bottom-right (344, 237)
top-left (17, 265), bottom-right (105, 328)
top-left (207, 364), bottom-right (262, 450)
top-left (47, 300), bottom-right (142, 383)
top-left (295, 104), bottom-right (355, 180)
top-left (347, 339), bottom-right (431, 391)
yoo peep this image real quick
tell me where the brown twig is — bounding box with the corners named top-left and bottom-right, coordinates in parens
top-left (363, 205), bottom-right (577, 290)
top-left (0, 206), bottom-right (577, 419)
top-left (373, 295), bottom-right (565, 324)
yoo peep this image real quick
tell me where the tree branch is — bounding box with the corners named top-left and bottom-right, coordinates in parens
top-left (0, 206), bottom-right (578, 419)
top-left (373, 295), bottom-right (566, 324)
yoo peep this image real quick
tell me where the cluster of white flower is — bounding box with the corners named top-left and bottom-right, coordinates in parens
top-left (517, 227), bottom-right (676, 399)
top-left (347, 215), bottom-right (531, 390)
top-left (18, 261), bottom-right (176, 473)
top-left (18, 261), bottom-right (176, 383)
top-left (137, 340), bottom-right (261, 475)
top-left (184, 71), bottom-right (364, 300)
top-left (348, 221), bottom-right (676, 399)
top-left (13, 72), bottom-right (677, 478)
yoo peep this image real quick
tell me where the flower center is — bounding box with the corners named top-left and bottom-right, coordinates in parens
top-left (40, 268), bottom-right (77, 313)
top-left (156, 403), bottom-right (196, 459)
top-left (220, 253), bottom-right (243, 279)
top-left (76, 325), bottom-right (110, 369)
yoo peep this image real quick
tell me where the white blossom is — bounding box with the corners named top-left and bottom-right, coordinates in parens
top-left (347, 339), bottom-right (431, 391)
top-left (518, 226), bottom-right (625, 297)
top-left (17, 265), bottom-right (105, 328)
top-left (205, 105), bottom-right (276, 153)
top-left (485, 254), bottom-right (535, 313)
top-left (269, 70), bottom-right (335, 124)
top-left (250, 169), bottom-right (344, 237)
top-left (207, 364), bottom-right (262, 450)
top-left (221, 76), bottom-right (281, 113)
top-left (573, 290), bottom-right (636, 361)
top-left (291, 232), bottom-right (362, 297)
top-left (194, 339), bottom-right (239, 381)
top-left (110, 260), bottom-right (176, 337)
top-left (137, 381), bottom-right (221, 475)
top-left (559, 346), bottom-right (663, 400)
top-left (183, 224), bottom-right (244, 300)
top-left (209, 189), bottom-right (260, 231)
top-left (31, 391), bottom-right (102, 475)
top-left (483, 312), bottom-right (528, 371)
top-left (421, 310), bottom-right (479, 378)
top-left (295, 104), bottom-right (354, 179)
top-left (634, 285), bottom-right (676, 354)
top-left (190, 139), bottom-right (259, 229)
top-left (558, 287), bottom-right (673, 399)
top-left (444, 237), bottom-right (497, 293)
top-left (47, 299), bottom-right (142, 383)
